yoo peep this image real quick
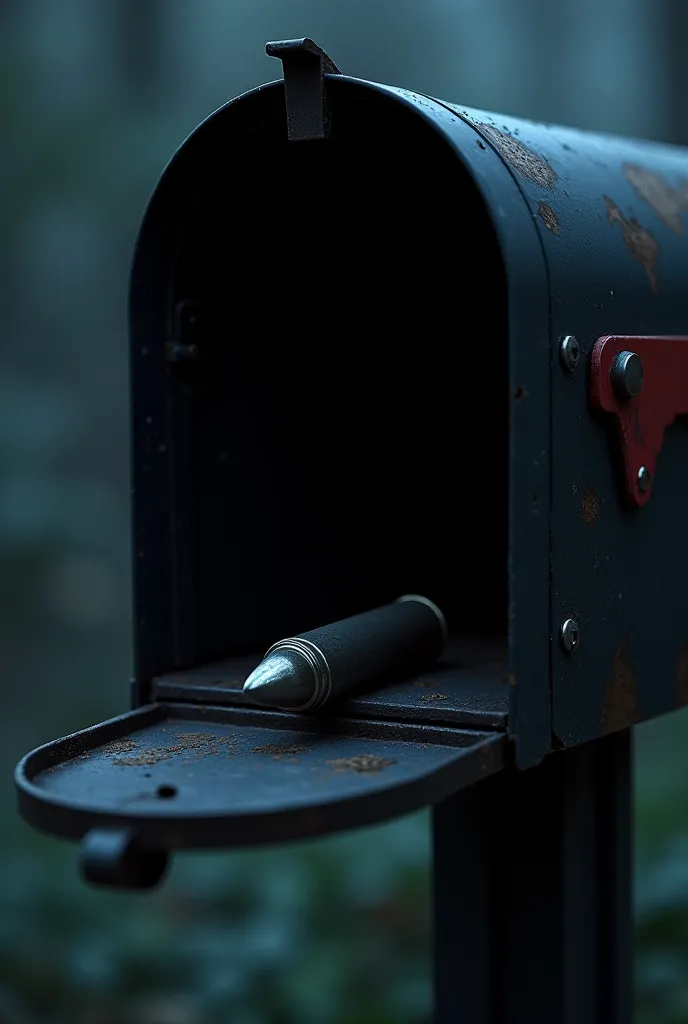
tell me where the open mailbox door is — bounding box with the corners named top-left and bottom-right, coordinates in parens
top-left (15, 39), bottom-right (688, 900)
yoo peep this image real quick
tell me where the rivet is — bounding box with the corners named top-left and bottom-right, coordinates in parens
top-left (611, 351), bottom-right (643, 399)
top-left (560, 335), bottom-right (581, 372)
top-left (560, 618), bottom-right (580, 653)
top-left (637, 466), bottom-right (651, 493)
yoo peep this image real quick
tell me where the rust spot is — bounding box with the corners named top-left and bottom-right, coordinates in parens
top-left (480, 742), bottom-right (497, 769)
top-left (477, 124), bottom-right (557, 188)
top-left (676, 646), bottom-right (688, 707)
top-left (327, 755), bottom-right (396, 774)
top-left (253, 742), bottom-right (306, 760)
top-left (538, 201), bottom-right (559, 234)
top-left (102, 739), bottom-right (138, 755)
top-left (112, 751), bottom-right (162, 767)
top-left (113, 731), bottom-right (236, 767)
top-left (414, 679), bottom-right (437, 687)
top-left (580, 487), bottom-right (599, 525)
top-left (419, 692), bottom-right (449, 702)
top-left (604, 196), bottom-right (659, 292)
top-left (623, 163), bottom-right (688, 235)
top-left (503, 672), bottom-right (516, 686)
top-left (602, 638), bottom-right (642, 734)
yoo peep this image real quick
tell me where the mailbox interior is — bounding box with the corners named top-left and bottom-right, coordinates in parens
top-left (14, 87), bottom-right (515, 863)
top-left (163, 90), bottom-right (509, 683)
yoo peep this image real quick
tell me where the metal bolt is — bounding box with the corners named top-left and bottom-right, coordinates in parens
top-left (637, 466), bottom-right (651, 493)
top-left (560, 618), bottom-right (580, 654)
top-left (611, 350), bottom-right (643, 399)
top-left (560, 335), bottom-right (581, 372)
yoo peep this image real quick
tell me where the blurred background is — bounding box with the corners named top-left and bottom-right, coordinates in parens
top-left (1, 1), bottom-right (687, 1021)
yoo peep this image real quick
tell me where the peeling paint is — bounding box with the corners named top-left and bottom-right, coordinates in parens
top-left (676, 645), bottom-right (688, 707)
top-left (602, 638), bottom-right (641, 733)
top-left (538, 201), bottom-right (559, 234)
top-left (477, 124), bottom-right (557, 188)
top-left (623, 163), bottom-right (688, 235)
top-left (580, 487), bottom-right (599, 525)
top-left (604, 196), bottom-right (659, 292)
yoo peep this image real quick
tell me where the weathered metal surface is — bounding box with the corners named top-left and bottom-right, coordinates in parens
top-left (125, 61), bottom-right (688, 759)
top-left (623, 163), bottom-right (688, 234)
top-left (153, 636), bottom-right (510, 730)
top-left (538, 201), bottom-right (560, 234)
top-left (590, 334), bottom-right (688, 507)
top-left (604, 195), bottom-right (660, 292)
top-left (474, 122), bottom-right (557, 188)
top-left (602, 639), bottom-right (642, 733)
top-left (580, 486), bottom-right (599, 525)
top-left (435, 107), bottom-right (688, 746)
top-left (15, 703), bottom-right (505, 850)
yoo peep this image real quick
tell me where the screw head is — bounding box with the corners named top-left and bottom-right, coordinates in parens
top-left (560, 618), bottom-right (580, 654)
top-left (611, 350), bottom-right (643, 399)
top-left (560, 335), bottom-right (581, 372)
top-left (637, 466), bottom-right (651, 493)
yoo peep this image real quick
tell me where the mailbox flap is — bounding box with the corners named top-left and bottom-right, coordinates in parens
top-left (16, 703), bottom-right (505, 858)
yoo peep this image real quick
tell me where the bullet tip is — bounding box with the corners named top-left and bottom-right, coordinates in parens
top-left (242, 650), bottom-right (316, 709)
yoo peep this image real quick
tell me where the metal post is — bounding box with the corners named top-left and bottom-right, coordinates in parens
top-left (433, 730), bottom-right (632, 1024)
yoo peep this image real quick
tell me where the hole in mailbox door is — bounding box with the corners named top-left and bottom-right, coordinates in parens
top-left (168, 90), bottom-right (508, 686)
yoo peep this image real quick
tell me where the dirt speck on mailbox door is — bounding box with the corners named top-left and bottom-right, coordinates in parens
top-left (580, 487), bottom-right (599, 526)
top-left (538, 202), bottom-right (560, 234)
top-left (602, 638), bottom-right (642, 733)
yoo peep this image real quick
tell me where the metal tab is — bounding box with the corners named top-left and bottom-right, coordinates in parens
top-left (265, 37), bottom-right (341, 141)
top-left (589, 334), bottom-right (688, 506)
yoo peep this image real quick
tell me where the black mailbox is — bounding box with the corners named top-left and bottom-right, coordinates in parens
top-left (15, 38), bottom-right (688, 909)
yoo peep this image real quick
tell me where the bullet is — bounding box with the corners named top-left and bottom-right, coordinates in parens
top-left (243, 595), bottom-right (447, 711)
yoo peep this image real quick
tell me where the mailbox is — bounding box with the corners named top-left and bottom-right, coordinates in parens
top-left (14, 38), bottom-right (688, 900)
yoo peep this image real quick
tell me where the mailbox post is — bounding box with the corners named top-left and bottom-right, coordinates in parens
top-left (15, 38), bottom-right (688, 1022)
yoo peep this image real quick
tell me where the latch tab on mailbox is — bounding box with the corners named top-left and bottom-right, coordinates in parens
top-left (589, 334), bottom-right (688, 507)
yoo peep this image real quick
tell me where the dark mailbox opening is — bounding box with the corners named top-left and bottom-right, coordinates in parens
top-left (165, 86), bottom-right (509, 673)
top-left (16, 69), bottom-right (517, 870)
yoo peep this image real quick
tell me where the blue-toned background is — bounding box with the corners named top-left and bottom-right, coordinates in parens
top-left (1, 2), bottom-right (687, 1021)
